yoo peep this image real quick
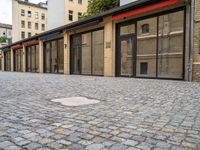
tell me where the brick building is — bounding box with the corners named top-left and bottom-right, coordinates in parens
top-left (1, 0), bottom-right (200, 81)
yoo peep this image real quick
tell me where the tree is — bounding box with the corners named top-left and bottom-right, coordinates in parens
top-left (0, 37), bottom-right (7, 43)
top-left (83, 0), bottom-right (120, 18)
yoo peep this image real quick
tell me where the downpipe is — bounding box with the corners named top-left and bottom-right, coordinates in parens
top-left (188, 0), bottom-right (195, 82)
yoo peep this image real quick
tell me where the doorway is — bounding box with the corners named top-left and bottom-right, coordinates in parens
top-left (116, 22), bottom-right (136, 77)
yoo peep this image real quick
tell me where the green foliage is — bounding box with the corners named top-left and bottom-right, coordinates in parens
top-left (82, 0), bottom-right (120, 18)
top-left (0, 37), bottom-right (7, 43)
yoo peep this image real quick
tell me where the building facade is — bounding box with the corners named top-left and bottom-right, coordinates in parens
top-left (1, 0), bottom-right (200, 81)
top-left (12, 0), bottom-right (48, 42)
top-left (48, 0), bottom-right (88, 30)
top-left (0, 23), bottom-right (12, 47)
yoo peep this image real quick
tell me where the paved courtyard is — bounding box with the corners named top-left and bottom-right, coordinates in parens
top-left (0, 72), bottom-right (199, 150)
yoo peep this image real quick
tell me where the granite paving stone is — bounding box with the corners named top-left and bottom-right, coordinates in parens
top-left (0, 72), bottom-right (199, 150)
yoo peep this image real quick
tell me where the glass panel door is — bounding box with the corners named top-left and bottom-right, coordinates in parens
top-left (120, 36), bottom-right (135, 77)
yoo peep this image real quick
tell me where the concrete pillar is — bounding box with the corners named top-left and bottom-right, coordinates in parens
top-left (64, 32), bottom-right (70, 75)
top-left (104, 17), bottom-right (115, 77)
top-left (22, 45), bottom-right (26, 72)
top-left (11, 48), bottom-right (14, 72)
top-left (39, 40), bottom-right (44, 73)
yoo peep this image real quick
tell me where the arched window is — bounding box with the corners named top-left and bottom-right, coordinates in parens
top-left (141, 24), bottom-right (149, 34)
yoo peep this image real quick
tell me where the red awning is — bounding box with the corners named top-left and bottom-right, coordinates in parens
top-left (11, 44), bottom-right (22, 49)
top-left (23, 40), bottom-right (39, 46)
top-left (112, 0), bottom-right (181, 21)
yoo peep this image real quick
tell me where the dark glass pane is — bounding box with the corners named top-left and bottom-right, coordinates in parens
top-left (35, 45), bottom-right (39, 73)
top-left (45, 42), bottom-right (51, 73)
top-left (51, 41), bottom-right (58, 73)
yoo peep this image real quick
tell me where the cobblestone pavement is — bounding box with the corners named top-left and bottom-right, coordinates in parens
top-left (0, 72), bottom-right (200, 150)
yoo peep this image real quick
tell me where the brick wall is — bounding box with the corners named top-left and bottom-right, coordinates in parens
top-left (193, 0), bottom-right (200, 81)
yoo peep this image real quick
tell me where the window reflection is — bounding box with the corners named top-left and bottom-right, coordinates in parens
top-left (44, 38), bottom-right (64, 74)
top-left (14, 48), bottom-right (23, 72)
top-left (158, 11), bottom-right (184, 78)
top-left (71, 29), bottom-right (104, 75)
top-left (137, 17), bottom-right (157, 77)
top-left (26, 45), bottom-right (39, 73)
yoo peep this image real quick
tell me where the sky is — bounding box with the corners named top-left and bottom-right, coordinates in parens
top-left (0, 0), bottom-right (47, 24)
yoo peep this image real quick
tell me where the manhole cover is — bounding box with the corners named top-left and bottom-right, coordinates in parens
top-left (51, 97), bottom-right (100, 106)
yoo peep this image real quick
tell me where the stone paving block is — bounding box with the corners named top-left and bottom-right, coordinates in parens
top-left (86, 143), bottom-right (104, 150)
top-left (24, 142), bottom-right (42, 150)
top-left (122, 139), bottom-right (138, 147)
top-left (0, 73), bottom-right (200, 150)
top-left (0, 141), bottom-right (13, 149)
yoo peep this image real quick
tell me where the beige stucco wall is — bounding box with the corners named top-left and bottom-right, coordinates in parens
top-left (104, 17), bottom-right (115, 77)
top-left (12, 0), bottom-right (48, 42)
top-left (64, 32), bottom-right (70, 75)
top-left (64, 0), bottom-right (88, 24)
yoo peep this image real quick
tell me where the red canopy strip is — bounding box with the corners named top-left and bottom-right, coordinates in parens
top-left (23, 40), bottom-right (39, 46)
top-left (11, 44), bottom-right (22, 49)
top-left (112, 0), bottom-right (181, 21)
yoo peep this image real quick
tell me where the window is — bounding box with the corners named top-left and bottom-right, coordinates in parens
top-left (35, 12), bottom-right (39, 19)
top-left (28, 11), bottom-right (31, 17)
top-left (120, 24), bottom-right (135, 35)
top-left (69, 10), bottom-right (73, 21)
top-left (21, 9), bottom-right (25, 16)
top-left (28, 32), bottom-right (31, 38)
top-left (157, 11), bottom-right (184, 79)
top-left (21, 32), bottom-right (25, 39)
top-left (21, 20), bottom-right (25, 28)
top-left (28, 21), bottom-right (31, 29)
top-left (42, 24), bottom-right (45, 31)
top-left (141, 24), bottom-right (149, 34)
top-left (78, 12), bottom-right (82, 20)
top-left (35, 23), bottom-right (38, 30)
top-left (41, 13), bottom-right (45, 20)
top-left (26, 45), bottom-right (39, 73)
top-left (78, 0), bottom-right (82, 4)
top-left (44, 39), bottom-right (64, 74)
top-left (71, 29), bottom-right (104, 75)
top-left (140, 63), bottom-right (148, 75)
top-left (137, 17), bottom-right (157, 77)
top-left (135, 10), bottom-right (184, 79)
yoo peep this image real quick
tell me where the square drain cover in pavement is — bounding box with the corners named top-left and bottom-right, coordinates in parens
top-left (51, 97), bottom-right (100, 106)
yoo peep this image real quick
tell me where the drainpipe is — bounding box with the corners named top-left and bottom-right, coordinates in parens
top-left (188, 0), bottom-right (195, 81)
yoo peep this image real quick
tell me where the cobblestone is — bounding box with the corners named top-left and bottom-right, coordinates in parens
top-left (0, 72), bottom-right (200, 150)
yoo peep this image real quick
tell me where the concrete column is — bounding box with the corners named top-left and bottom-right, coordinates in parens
top-left (39, 40), bottom-right (44, 73)
top-left (11, 48), bottom-right (14, 72)
top-left (64, 32), bottom-right (70, 75)
top-left (22, 45), bottom-right (26, 72)
top-left (104, 17), bottom-right (115, 77)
